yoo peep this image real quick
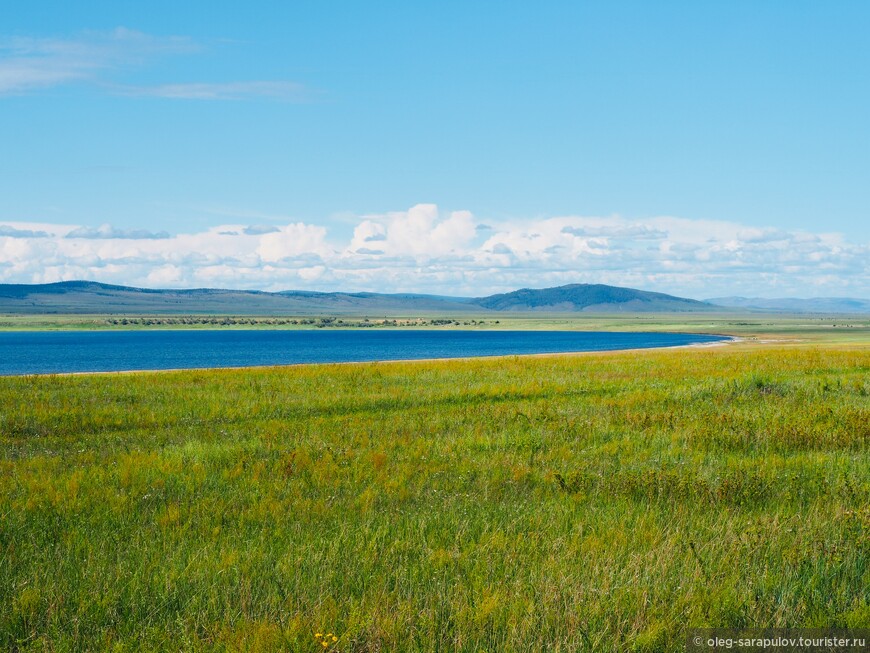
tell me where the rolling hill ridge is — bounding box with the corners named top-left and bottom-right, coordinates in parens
top-left (706, 296), bottom-right (870, 314)
top-left (0, 281), bottom-right (720, 315)
top-left (474, 284), bottom-right (714, 312)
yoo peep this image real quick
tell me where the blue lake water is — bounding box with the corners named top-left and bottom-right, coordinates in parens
top-left (0, 330), bottom-right (729, 376)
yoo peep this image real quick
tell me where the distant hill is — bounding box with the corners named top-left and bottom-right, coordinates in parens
top-left (706, 296), bottom-right (870, 314)
top-left (0, 281), bottom-right (476, 315)
top-left (0, 280), bottom-right (721, 315)
top-left (471, 284), bottom-right (717, 312)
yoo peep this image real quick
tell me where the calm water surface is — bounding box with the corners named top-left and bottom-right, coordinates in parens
top-left (0, 330), bottom-right (728, 375)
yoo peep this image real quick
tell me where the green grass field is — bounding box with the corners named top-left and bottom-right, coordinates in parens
top-left (2, 312), bottom-right (869, 346)
top-left (1, 336), bottom-right (869, 650)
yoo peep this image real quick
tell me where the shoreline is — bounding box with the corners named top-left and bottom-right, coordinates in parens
top-left (5, 336), bottom-right (740, 378)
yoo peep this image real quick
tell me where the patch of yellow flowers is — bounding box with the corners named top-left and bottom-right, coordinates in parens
top-left (314, 632), bottom-right (339, 648)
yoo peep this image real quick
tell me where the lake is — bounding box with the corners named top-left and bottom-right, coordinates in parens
top-left (0, 329), bottom-right (729, 375)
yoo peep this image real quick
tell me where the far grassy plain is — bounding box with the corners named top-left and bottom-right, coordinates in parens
top-left (1, 312), bottom-right (868, 346)
top-left (1, 319), bottom-right (868, 651)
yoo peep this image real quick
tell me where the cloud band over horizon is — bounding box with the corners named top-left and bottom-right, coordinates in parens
top-left (0, 205), bottom-right (866, 299)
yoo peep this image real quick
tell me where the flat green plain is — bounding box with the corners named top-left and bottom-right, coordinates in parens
top-left (1, 320), bottom-right (868, 651)
top-left (1, 312), bottom-right (868, 344)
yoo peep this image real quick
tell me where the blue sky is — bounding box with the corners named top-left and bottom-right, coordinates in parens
top-left (1, 1), bottom-right (868, 297)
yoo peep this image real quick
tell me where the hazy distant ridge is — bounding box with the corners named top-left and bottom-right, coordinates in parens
top-left (0, 281), bottom-right (474, 315)
top-left (706, 296), bottom-right (870, 314)
top-left (0, 280), bottom-right (723, 315)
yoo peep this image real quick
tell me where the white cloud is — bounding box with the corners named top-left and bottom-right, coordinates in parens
top-left (0, 28), bottom-right (309, 101)
top-left (561, 224), bottom-right (668, 240)
top-left (348, 204), bottom-right (476, 259)
top-left (257, 223), bottom-right (331, 263)
top-left (0, 224), bottom-right (51, 238)
top-left (0, 204), bottom-right (867, 298)
top-left (115, 81), bottom-right (312, 101)
top-left (66, 224), bottom-right (170, 239)
top-left (0, 28), bottom-right (195, 95)
top-left (242, 225), bottom-right (281, 236)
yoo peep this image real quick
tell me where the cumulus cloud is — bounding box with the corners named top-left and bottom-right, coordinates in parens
top-left (561, 224), bottom-right (668, 240)
top-left (0, 224), bottom-right (51, 238)
top-left (242, 225), bottom-right (281, 236)
top-left (348, 204), bottom-right (476, 260)
top-left (0, 204), bottom-right (867, 298)
top-left (66, 224), bottom-right (170, 239)
top-left (257, 223), bottom-right (331, 262)
top-left (735, 228), bottom-right (791, 243)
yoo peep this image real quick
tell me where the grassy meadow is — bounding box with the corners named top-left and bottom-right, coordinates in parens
top-left (1, 337), bottom-right (869, 650)
top-left (2, 311), bottom-right (869, 345)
